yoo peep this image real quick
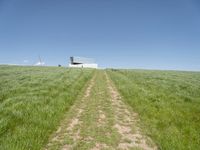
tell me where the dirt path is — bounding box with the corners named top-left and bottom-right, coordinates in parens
top-left (44, 71), bottom-right (157, 150)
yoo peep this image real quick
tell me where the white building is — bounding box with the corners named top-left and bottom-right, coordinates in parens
top-left (69, 56), bottom-right (98, 69)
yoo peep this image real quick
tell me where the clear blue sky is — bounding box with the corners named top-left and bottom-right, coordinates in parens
top-left (0, 0), bottom-right (200, 70)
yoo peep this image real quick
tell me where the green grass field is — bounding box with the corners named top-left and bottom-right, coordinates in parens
top-left (107, 69), bottom-right (200, 150)
top-left (0, 66), bottom-right (93, 150)
top-left (1, 66), bottom-right (200, 150)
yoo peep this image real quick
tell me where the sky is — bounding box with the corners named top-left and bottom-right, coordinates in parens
top-left (0, 0), bottom-right (200, 70)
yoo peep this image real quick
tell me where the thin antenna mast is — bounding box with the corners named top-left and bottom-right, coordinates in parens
top-left (39, 55), bottom-right (42, 64)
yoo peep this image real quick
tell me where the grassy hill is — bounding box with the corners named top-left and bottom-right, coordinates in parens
top-left (1, 66), bottom-right (200, 150)
top-left (107, 69), bottom-right (200, 149)
top-left (0, 66), bottom-right (93, 150)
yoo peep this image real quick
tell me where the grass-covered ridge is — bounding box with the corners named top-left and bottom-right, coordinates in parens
top-left (107, 69), bottom-right (200, 150)
top-left (0, 66), bottom-right (94, 150)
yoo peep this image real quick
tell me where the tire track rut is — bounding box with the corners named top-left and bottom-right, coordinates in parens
top-left (44, 71), bottom-right (157, 150)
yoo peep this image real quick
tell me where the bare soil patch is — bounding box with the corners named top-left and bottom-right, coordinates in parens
top-left (105, 73), bottom-right (157, 150)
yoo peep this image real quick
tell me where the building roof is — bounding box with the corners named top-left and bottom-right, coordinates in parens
top-left (70, 56), bottom-right (95, 64)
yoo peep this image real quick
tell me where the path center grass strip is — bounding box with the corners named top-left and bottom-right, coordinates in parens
top-left (107, 69), bottom-right (200, 150)
top-left (0, 66), bottom-right (94, 150)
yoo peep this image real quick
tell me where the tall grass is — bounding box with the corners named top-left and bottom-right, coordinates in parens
top-left (107, 69), bottom-right (200, 150)
top-left (0, 66), bottom-right (93, 150)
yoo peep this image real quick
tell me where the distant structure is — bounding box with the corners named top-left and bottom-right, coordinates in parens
top-left (34, 56), bottom-right (45, 66)
top-left (69, 56), bottom-right (98, 68)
